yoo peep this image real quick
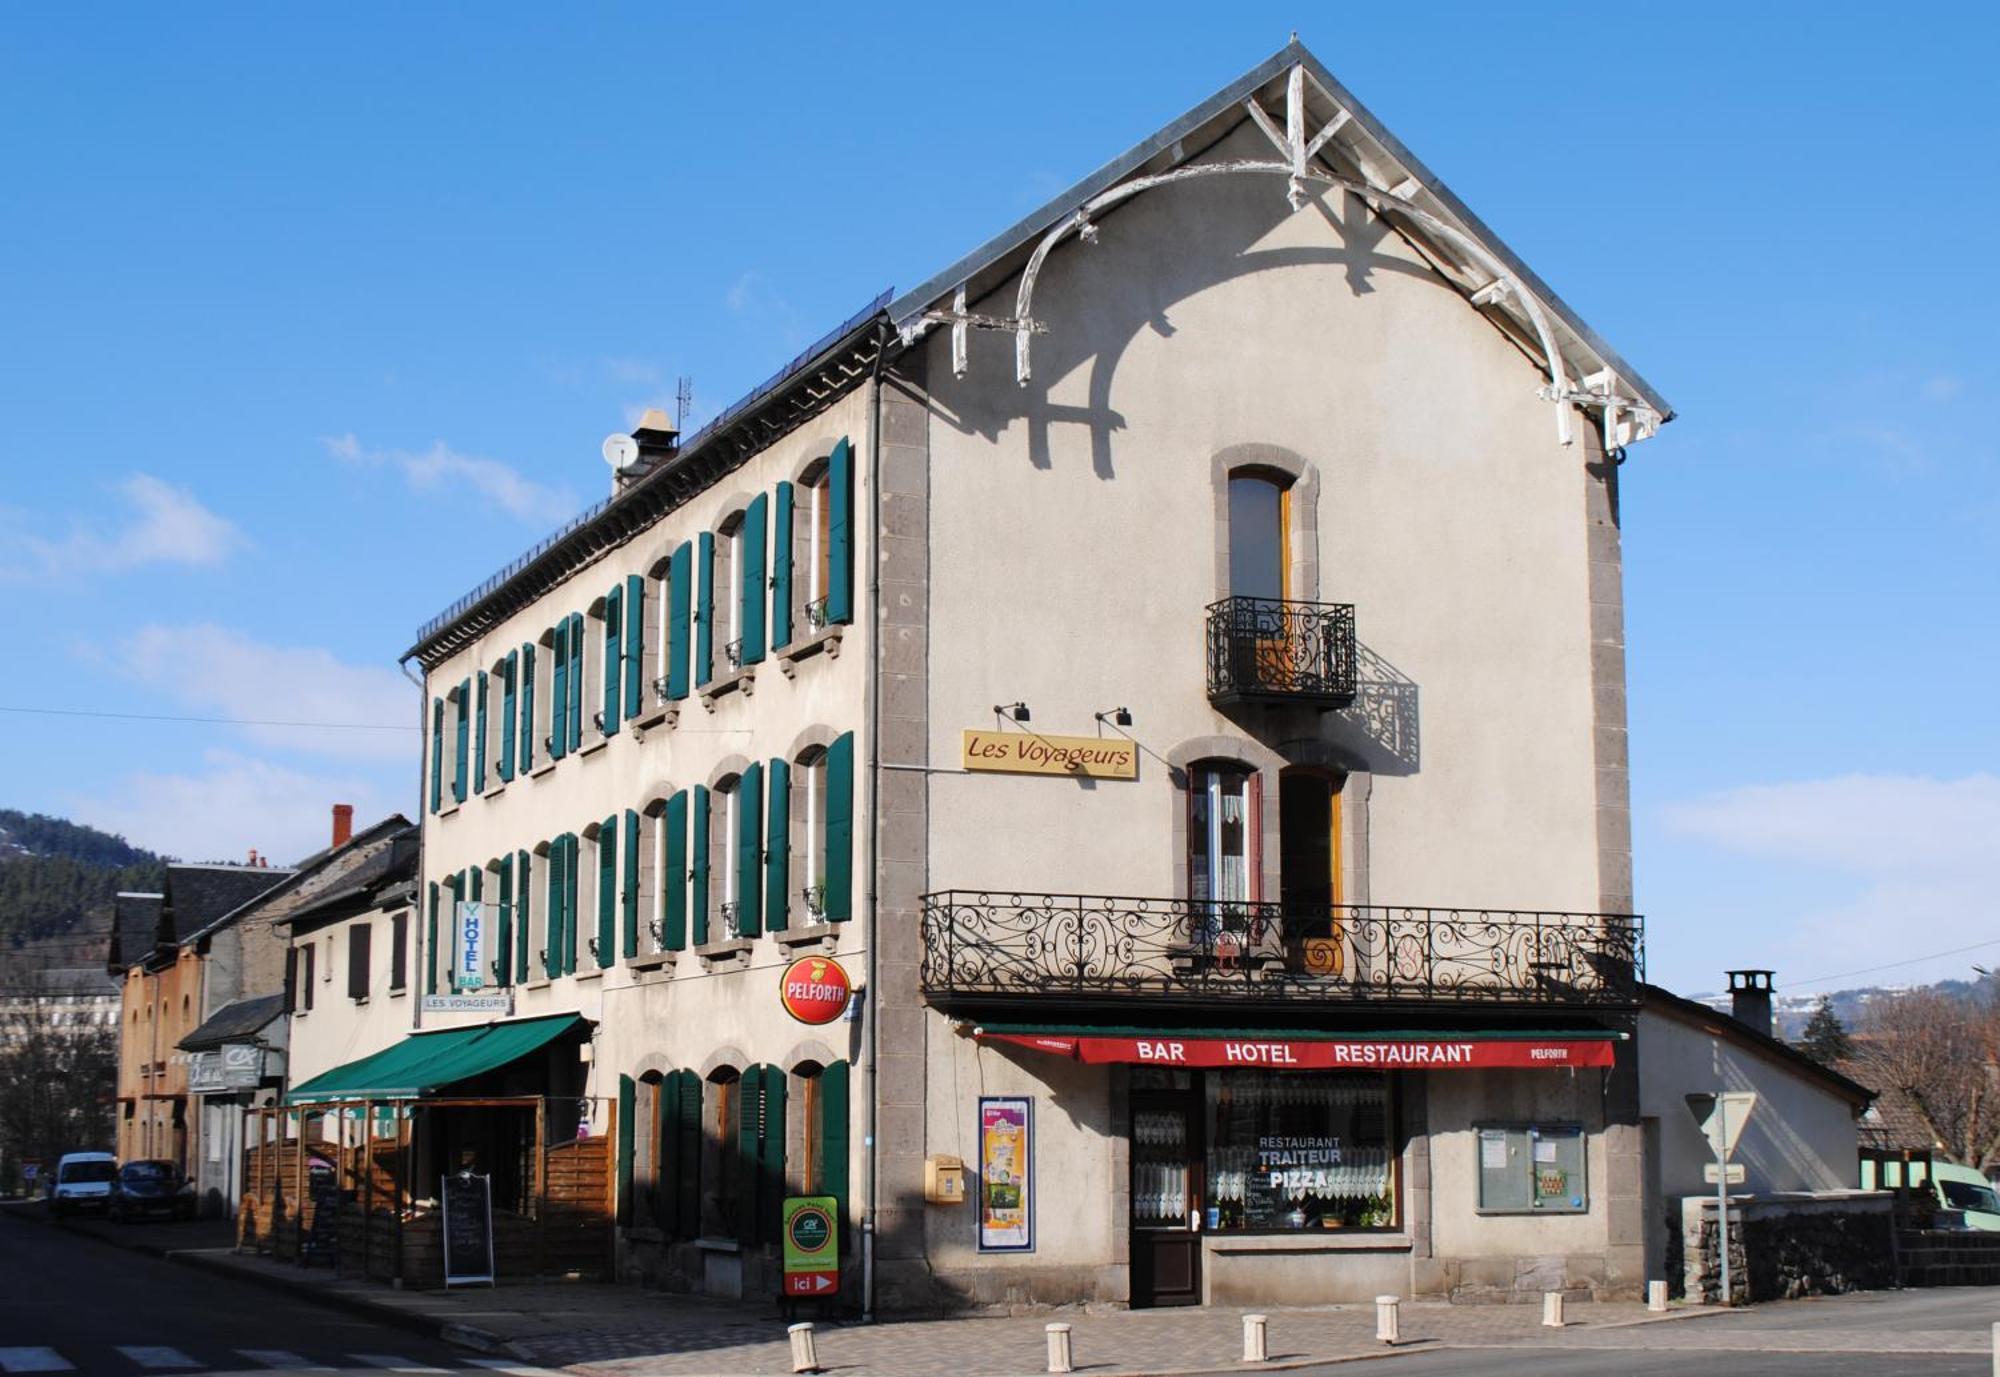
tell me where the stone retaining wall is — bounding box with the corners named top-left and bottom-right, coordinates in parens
top-left (1681, 1191), bottom-right (1895, 1304)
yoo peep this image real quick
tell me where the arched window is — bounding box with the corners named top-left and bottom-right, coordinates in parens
top-left (1188, 761), bottom-right (1258, 906)
top-left (711, 775), bottom-right (740, 934)
top-left (703, 1067), bottom-right (741, 1238)
top-left (1227, 469), bottom-right (1290, 603)
top-left (793, 746), bottom-right (829, 919)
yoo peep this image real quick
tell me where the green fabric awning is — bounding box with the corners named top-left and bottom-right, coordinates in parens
top-left (286, 1013), bottom-right (585, 1104)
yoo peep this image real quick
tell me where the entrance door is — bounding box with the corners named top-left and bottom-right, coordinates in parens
top-left (1279, 772), bottom-right (1342, 977)
top-left (1129, 1083), bottom-right (1202, 1307)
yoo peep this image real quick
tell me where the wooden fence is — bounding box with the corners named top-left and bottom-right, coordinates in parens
top-left (237, 1098), bottom-right (613, 1288)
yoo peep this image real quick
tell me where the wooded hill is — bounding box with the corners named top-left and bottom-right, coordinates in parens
top-left (0, 809), bottom-right (166, 956)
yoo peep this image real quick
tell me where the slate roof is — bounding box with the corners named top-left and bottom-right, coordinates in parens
top-left (163, 864), bottom-right (295, 955)
top-left (281, 825), bottom-right (419, 934)
top-left (106, 891), bottom-right (165, 974)
top-left (178, 992), bottom-right (286, 1051)
top-left (178, 814), bottom-right (413, 946)
top-left (1642, 982), bottom-right (1875, 1109)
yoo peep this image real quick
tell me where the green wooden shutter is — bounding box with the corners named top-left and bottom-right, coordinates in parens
top-left (616, 1073), bottom-right (636, 1228)
top-left (566, 833), bottom-right (582, 974)
top-left (691, 785), bottom-right (710, 946)
top-left (496, 854), bottom-right (513, 987)
top-left (519, 643), bottom-right (537, 770)
top-left (825, 731), bottom-right (854, 922)
top-left (664, 791), bottom-right (688, 951)
top-left (624, 573), bottom-right (645, 720)
top-left (741, 493), bottom-right (767, 665)
top-left (759, 1066), bottom-right (786, 1244)
top-left (735, 1070), bottom-right (764, 1242)
top-left (602, 583), bottom-right (622, 731)
top-left (765, 757), bottom-right (790, 932)
top-left (676, 1069), bottom-right (703, 1236)
top-left (621, 808), bottom-right (641, 960)
top-left (426, 881), bottom-right (440, 994)
top-left (737, 762), bottom-right (763, 937)
top-left (694, 531), bottom-right (714, 688)
top-left (771, 482), bottom-right (794, 650)
top-left (658, 1072), bottom-right (682, 1237)
top-left (667, 542), bottom-right (691, 701)
top-left (429, 698), bottom-right (444, 813)
top-left (597, 816), bottom-right (616, 968)
top-left (474, 671), bottom-right (488, 792)
top-left (567, 613), bottom-right (585, 747)
top-left (453, 678), bottom-right (470, 803)
top-left (551, 622), bottom-right (570, 759)
top-left (827, 436), bottom-right (854, 625)
top-left (499, 651), bottom-right (517, 781)
top-left (821, 1060), bottom-right (850, 1242)
top-left (543, 844), bottom-right (561, 978)
top-left (516, 849), bottom-right (532, 983)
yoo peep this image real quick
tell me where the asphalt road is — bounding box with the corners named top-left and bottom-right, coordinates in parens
top-left (1317, 1351), bottom-right (1989, 1377)
top-left (0, 1209), bottom-right (550, 1377)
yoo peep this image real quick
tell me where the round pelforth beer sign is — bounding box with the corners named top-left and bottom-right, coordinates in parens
top-left (781, 955), bottom-right (853, 1024)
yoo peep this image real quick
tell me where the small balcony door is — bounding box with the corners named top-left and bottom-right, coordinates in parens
top-left (1228, 471), bottom-right (1294, 685)
top-left (1279, 771), bottom-right (1343, 977)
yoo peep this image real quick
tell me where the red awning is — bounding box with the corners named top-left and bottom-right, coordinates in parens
top-left (977, 1030), bottom-right (1617, 1071)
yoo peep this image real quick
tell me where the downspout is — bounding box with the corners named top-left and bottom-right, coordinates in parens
top-left (399, 656), bottom-right (426, 1032)
top-left (862, 317), bottom-right (890, 1322)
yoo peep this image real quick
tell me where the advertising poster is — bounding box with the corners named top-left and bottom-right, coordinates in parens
top-left (977, 1096), bottom-right (1033, 1252)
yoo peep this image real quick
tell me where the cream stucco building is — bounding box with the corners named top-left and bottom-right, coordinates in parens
top-left (313, 41), bottom-right (1676, 1310)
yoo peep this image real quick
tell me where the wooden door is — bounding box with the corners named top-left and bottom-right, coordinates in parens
top-left (1129, 1087), bottom-right (1203, 1307)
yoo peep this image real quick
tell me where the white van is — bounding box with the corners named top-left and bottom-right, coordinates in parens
top-left (47, 1152), bottom-right (117, 1218)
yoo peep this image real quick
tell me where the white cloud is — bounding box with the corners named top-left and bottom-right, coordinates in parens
top-left (119, 623), bottom-right (416, 762)
top-left (1922, 375), bottom-right (1964, 403)
top-left (64, 750), bottom-right (407, 866)
top-left (326, 433), bottom-right (577, 523)
top-left (725, 270), bottom-right (807, 349)
top-left (1661, 774), bottom-right (2000, 989)
top-left (4, 473), bottom-right (243, 579)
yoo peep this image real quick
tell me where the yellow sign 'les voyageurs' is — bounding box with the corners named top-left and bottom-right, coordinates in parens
top-left (961, 730), bottom-right (1138, 780)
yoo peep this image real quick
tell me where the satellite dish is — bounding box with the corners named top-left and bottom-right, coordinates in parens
top-left (602, 434), bottom-right (640, 470)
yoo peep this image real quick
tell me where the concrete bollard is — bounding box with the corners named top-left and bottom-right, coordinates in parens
top-left (1046, 1322), bottom-right (1074, 1374)
top-left (1648, 1280), bottom-right (1668, 1313)
top-left (788, 1321), bottom-right (820, 1374)
top-left (1242, 1313), bottom-right (1268, 1363)
top-left (1375, 1295), bottom-right (1401, 1345)
top-left (1542, 1292), bottom-right (1565, 1328)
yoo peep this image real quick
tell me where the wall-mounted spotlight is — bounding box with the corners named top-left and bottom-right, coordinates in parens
top-left (992, 701), bottom-right (1031, 723)
top-left (1096, 707), bottom-right (1133, 727)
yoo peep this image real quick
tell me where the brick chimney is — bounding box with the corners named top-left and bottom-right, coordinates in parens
top-left (1726, 969), bottom-right (1775, 1037)
top-left (332, 803), bottom-right (354, 849)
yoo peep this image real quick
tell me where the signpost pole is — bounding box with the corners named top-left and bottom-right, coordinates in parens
top-left (1714, 1089), bottom-right (1731, 1307)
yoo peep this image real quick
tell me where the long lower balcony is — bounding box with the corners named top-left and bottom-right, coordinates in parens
top-left (920, 891), bottom-right (1643, 1011)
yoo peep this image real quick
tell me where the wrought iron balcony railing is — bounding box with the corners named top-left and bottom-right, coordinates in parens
top-left (921, 891), bottom-right (1642, 1009)
top-left (1206, 596), bottom-right (1357, 707)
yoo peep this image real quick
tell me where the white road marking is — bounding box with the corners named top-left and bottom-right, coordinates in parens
top-left (464, 1363), bottom-right (563, 1376)
top-left (116, 1349), bottom-right (201, 1370)
top-left (353, 1359), bottom-right (447, 1374)
top-left (233, 1353), bottom-right (319, 1371)
top-left (0, 1351), bottom-right (74, 1374)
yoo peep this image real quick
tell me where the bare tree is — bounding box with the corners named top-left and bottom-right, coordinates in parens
top-left (0, 990), bottom-right (118, 1183)
top-left (1855, 982), bottom-right (2000, 1170)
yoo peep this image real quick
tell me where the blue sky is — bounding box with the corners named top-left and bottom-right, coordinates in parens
top-left (2, 5), bottom-right (1993, 996)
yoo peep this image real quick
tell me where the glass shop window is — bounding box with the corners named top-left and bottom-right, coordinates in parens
top-left (1474, 1124), bottom-right (1587, 1214)
top-left (1204, 1071), bottom-right (1395, 1232)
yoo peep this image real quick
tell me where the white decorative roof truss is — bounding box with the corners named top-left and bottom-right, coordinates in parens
top-left (898, 61), bottom-right (1663, 449)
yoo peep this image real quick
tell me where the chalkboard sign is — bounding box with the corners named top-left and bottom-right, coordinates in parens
top-left (300, 1184), bottom-right (347, 1270)
top-left (440, 1171), bottom-right (495, 1287)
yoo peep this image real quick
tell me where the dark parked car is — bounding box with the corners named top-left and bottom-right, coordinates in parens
top-left (108, 1160), bottom-right (195, 1222)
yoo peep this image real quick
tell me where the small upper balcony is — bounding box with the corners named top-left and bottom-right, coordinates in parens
top-left (1205, 596), bottom-right (1357, 709)
top-left (921, 891), bottom-right (1643, 1013)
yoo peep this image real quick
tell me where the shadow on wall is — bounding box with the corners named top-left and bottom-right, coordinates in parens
top-left (930, 128), bottom-right (1459, 479)
top-left (1335, 641), bottom-right (1419, 775)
